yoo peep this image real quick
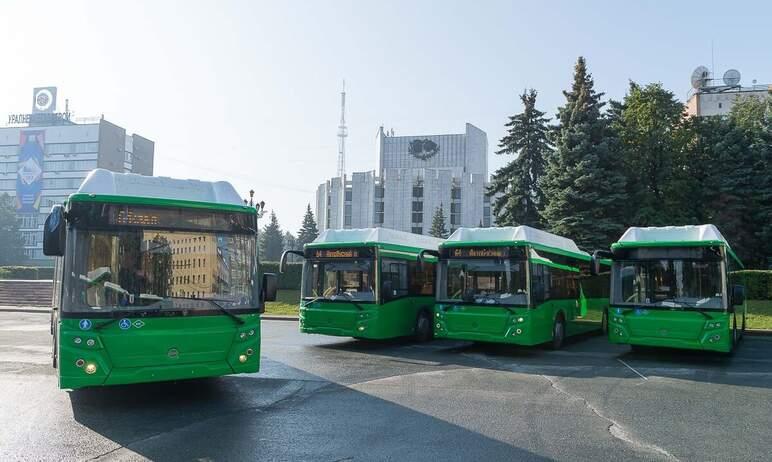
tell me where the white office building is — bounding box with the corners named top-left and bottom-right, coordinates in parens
top-left (1, 87), bottom-right (154, 263)
top-left (316, 123), bottom-right (493, 235)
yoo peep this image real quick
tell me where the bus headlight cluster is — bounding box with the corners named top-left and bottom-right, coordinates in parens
top-left (708, 334), bottom-right (721, 343)
top-left (84, 363), bottom-right (97, 375)
top-left (613, 317), bottom-right (624, 324)
top-left (238, 354), bottom-right (248, 363)
top-left (706, 322), bottom-right (721, 329)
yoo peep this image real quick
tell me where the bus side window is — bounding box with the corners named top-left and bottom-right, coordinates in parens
top-left (408, 260), bottom-right (435, 296)
top-left (381, 258), bottom-right (408, 299)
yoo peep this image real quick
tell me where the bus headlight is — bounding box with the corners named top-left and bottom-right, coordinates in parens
top-left (239, 332), bottom-right (247, 340)
top-left (84, 363), bottom-right (97, 374)
top-left (238, 354), bottom-right (248, 363)
top-left (517, 317), bottom-right (524, 323)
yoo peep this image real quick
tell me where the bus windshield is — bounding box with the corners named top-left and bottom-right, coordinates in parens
top-left (63, 228), bottom-right (256, 313)
top-left (439, 258), bottom-right (527, 306)
top-left (302, 258), bottom-right (375, 302)
top-left (612, 259), bottom-right (724, 309)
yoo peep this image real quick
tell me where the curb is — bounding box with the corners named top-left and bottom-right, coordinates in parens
top-left (261, 315), bottom-right (299, 321)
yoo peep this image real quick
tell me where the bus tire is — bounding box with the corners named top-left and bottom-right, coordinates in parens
top-left (601, 309), bottom-right (608, 336)
top-left (414, 309), bottom-right (433, 343)
top-left (550, 314), bottom-right (565, 350)
top-left (732, 317), bottom-right (738, 350)
top-left (741, 314), bottom-right (746, 340)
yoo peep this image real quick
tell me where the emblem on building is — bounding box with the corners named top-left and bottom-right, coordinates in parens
top-left (408, 139), bottom-right (439, 161)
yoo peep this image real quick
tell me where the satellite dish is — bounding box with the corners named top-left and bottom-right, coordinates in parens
top-left (723, 69), bottom-right (741, 86)
top-left (691, 66), bottom-right (710, 89)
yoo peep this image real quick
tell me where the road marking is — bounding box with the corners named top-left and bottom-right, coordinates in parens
top-left (618, 359), bottom-right (648, 381)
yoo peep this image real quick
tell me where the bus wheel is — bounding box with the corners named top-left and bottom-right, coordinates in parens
top-left (414, 309), bottom-right (433, 343)
top-left (550, 315), bottom-right (565, 350)
top-left (601, 309), bottom-right (608, 336)
top-left (732, 317), bottom-right (738, 349)
top-left (741, 314), bottom-right (746, 341)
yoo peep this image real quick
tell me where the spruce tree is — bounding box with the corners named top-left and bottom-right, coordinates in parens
top-left (540, 57), bottom-right (628, 251)
top-left (487, 89), bottom-right (551, 227)
top-left (0, 193), bottom-right (24, 265)
top-left (429, 204), bottom-right (449, 238)
top-left (259, 210), bottom-right (285, 261)
top-left (297, 204), bottom-right (319, 247)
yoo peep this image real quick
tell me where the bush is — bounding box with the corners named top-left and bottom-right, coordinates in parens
top-left (0, 266), bottom-right (41, 280)
top-left (259, 262), bottom-right (302, 290)
top-left (733, 270), bottom-right (772, 300)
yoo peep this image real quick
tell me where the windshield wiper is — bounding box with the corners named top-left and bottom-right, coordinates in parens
top-left (198, 298), bottom-right (246, 325)
top-left (94, 306), bottom-right (163, 330)
top-left (657, 298), bottom-right (714, 319)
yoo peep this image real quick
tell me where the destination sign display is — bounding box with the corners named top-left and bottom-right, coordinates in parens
top-left (68, 202), bottom-right (256, 233)
top-left (442, 247), bottom-right (525, 259)
top-left (307, 248), bottom-right (373, 259)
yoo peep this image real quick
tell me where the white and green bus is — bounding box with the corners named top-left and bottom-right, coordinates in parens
top-left (431, 227), bottom-right (610, 349)
top-left (594, 224), bottom-right (747, 353)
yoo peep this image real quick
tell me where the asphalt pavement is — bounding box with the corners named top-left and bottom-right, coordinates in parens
top-left (1, 311), bottom-right (770, 461)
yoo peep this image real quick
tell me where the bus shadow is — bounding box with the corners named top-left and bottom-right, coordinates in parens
top-left (68, 365), bottom-right (553, 461)
top-left (311, 332), bottom-right (772, 390)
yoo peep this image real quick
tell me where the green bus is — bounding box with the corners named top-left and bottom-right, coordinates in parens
top-left (281, 228), bottom-right (442, 341)
top-left (431, 227), bottom-right (610, 349)
top-left (44, 169), bottom-right (277, 390)
top-left (594, 224), bottom-right (746, 353)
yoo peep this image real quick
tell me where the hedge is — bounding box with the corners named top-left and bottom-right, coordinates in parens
top-left (259, 262), bottom-right (302, 290)
top-left (733, 270), bottom-right (772, 300)
top-left (0, 266), bottom-right (54, 280)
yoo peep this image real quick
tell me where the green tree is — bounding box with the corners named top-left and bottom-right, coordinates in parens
top-left (487, 89), bottom-right (551, 227)
top-left (541, 56), bottom-right (628, 250)
top-left (259, 210), bottom-right (284, 261)
top-left (0, 194), bottom-right (24, 265)
top-left (612, 82), bottom-right (688, 225)
top-left (147, 234), bottom-right (173, 296)
top-left (283, 231), bottom-right (300, 262)
top-left (429, 204), bottom-right (449, 238)
top-left (297, 204), bottom-right (319, 247)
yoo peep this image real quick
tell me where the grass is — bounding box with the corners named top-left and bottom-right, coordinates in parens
top-left (264, 289), bottom-right (300, 316)
top-left (262, 292), bottom-right (772, 329)
top-left (746, 300), bottom-right (772, 330)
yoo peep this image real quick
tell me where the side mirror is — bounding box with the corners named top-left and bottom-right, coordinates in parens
top-left (382, 280), bottom-right (394, 302)
top-left (590, 250), bottom-right (612, 276)
top-left (731, 284), bottom-right (745, 307)
top-left (43, 205), bottom-right (66, 257)
top-left (262, 273), bottom-right (278, 303)
top-left (279, 250), bottom-right (305, 273)
top-left (418, 249), bottom-right (439, 270)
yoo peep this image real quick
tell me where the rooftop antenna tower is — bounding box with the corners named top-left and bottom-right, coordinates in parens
top-left (337, 80), bottom-right (347, 179)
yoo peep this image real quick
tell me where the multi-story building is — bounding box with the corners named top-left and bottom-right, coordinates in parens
top-left (0, 87), bottom-right (154, 263)
top-left (316, 123), bottom-right (493, 235)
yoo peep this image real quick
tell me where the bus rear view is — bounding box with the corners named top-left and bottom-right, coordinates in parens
top-left (603, 225), bottom-right (746, 353)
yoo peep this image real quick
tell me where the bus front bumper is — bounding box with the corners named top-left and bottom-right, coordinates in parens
top-left (608, 309), bottom-right (733, 353)
top-left (433, 305), bottom-right (541, 346)
top-left (299, 304), bottom-right (385, 339)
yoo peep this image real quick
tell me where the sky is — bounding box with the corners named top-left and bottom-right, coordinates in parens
top-left (1, 0), bottom-right (771, 232)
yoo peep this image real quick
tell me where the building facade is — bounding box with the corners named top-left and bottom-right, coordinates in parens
top-left (686, 84), bottom-right (771, 116)
top-left (1, 87), bottom-right (154, 263)
top-left (316, 123), bottom-right (492, 235)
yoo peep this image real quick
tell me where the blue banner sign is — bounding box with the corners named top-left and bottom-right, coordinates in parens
top-left (16, 130), bottom-right (45, 212)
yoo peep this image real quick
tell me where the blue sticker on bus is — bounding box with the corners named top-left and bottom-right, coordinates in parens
top-left (79, 319), bottom-right (92, 330)
top-left (118, 319), bottom-right (131, 330)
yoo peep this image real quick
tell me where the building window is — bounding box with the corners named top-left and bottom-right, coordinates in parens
top-left (411, 227), bottom-right (423, 234)
top-left (451, 187), bottom-right (461, 200)
top-left (451, 214), bottom-right (460, 225)
top-left (411, 212), bottom-right (423, 223)
top-left (412, 186), bottom-right (423, 198)
top-left (375, 212), bottom-right (384, 224)
top-left (411, 201), bottom-right (423, 212)
top-left (450, 203), bottom-right (461, 214)
top-left (344, 216), bottom-right (352, 226)
top-left (374, 202), bottom-right (384, 212)
top-left (375, 186), bottom-right (384, 199)
top-left (344, 190), bottom-right (352, 202)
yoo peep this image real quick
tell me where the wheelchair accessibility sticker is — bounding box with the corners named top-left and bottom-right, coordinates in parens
top-left (119, 319), bottom-right (131, 330)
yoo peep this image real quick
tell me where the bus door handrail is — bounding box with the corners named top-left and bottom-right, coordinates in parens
top-left (280, 250), bottom-right (305, 273)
